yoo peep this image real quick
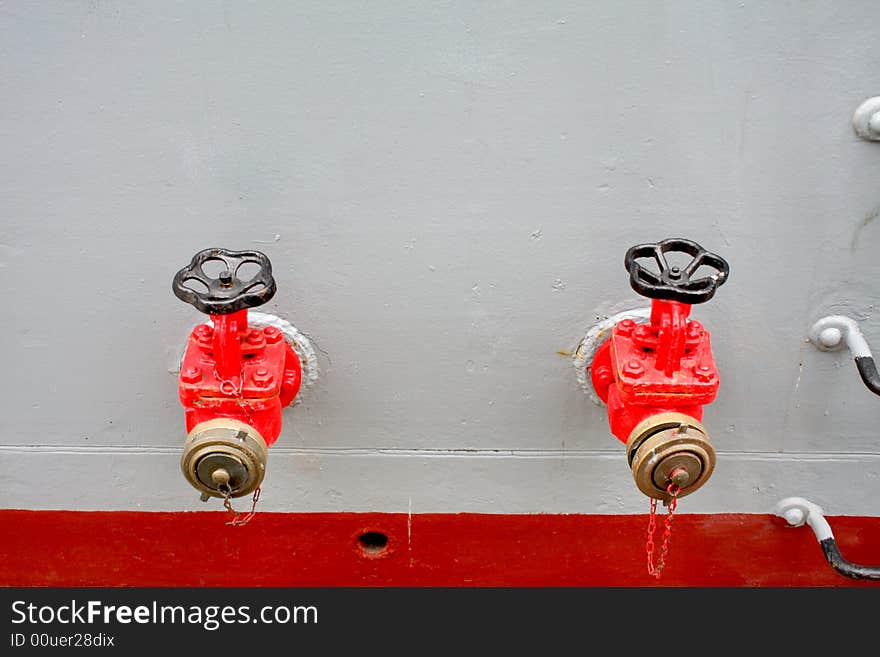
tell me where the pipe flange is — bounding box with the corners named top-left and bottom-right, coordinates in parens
top-left (181, 418), bottom-right (268, 499)
top-left (246, 311), bottom-right (319, 392)
top-left (572, 307), bottom-right (651, 405)
top-left (626, 412), bottom-right (715, 502)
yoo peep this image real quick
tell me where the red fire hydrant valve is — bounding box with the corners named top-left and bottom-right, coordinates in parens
top-left (589, 238), bottom-right (730, 501)
top-left (172, 248), bottom-right (303, 502)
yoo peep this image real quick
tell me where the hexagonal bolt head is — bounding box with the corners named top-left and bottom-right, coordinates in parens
top-left (263, 326), bottom-right (283, 344)
top-left (246, 329), bottom-right (265, 345)
top-left (181, 366), bottom-right (202, 383)
top-left (616, 319), bottom-right (636, 337)
top-left (694, 364), bottom-right (714, 382)
top-left (593, 365), bottom-right (613, 386)
top-left (623, 359), bottom-right (645, 378)
top-left (686, 321), bottom-right (704, 339)
top-left (253, 367), bottom-right (274, 387)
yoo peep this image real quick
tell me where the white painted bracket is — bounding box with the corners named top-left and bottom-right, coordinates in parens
top-left (853, 96), bottom-right (880, 141)
top-left (807, 315), bottom-right (872, 359)
top-left (773, 496), bottom-right (833, 542)
top-left (774, 496), bottom-right (880, 579)
top-left (572, 307), bottom-right (651, 405)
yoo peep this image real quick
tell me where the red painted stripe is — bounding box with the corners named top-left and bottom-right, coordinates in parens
top-left (1, 510), bottom-right (878, 587)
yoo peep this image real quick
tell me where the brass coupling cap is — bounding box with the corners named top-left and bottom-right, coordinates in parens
top-left (625, 412), bottom-right (716, 502)
top-left (180, 418), bottom-right (268, 500)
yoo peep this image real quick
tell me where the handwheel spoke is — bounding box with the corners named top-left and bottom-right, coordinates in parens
top-left (653, 244), bottom-right (669, 273)
top-left (636, 267), bottom-right (662, 285)
top-left (683, 251), bottom-right (706, 277)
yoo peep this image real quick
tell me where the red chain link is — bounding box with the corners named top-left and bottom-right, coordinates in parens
top-left (645, 482), bottom-right (680, 578)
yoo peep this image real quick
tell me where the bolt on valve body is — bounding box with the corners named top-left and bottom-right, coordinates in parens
top-left (173, 248), bottom-right (302, 502)
top-left (589, 238), bottom-right (729, 502)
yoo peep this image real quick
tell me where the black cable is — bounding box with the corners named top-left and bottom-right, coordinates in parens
top-left (802, 335), bottom-right (880, 579)
top-left (819, 537), bottom-right (880, 581)
top-left (854, 356), bottom-right (880, 396)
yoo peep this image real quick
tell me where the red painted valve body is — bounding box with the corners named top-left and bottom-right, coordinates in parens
top-left (589, 300), bottom-right (719, 443)
top-left (178, 309), bottom-right (302, 446)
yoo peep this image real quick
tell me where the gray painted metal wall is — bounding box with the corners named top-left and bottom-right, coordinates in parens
top-left (3, 1), bottom-right (879, 514)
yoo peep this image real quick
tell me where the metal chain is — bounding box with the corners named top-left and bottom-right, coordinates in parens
top-left (213, 370), bottom-right (262, 527)
top-left (646, 482), bottom-right (680, 578)
top-left (214, 370), bottom-right (261, 427)
top-left (220, 484), bottom-right (261, 527)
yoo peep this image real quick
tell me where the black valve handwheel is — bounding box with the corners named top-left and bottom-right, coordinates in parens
top-left (172, 247), bottom-right (277, 315)
top-left (624, 238), bottom-right (729, 304)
